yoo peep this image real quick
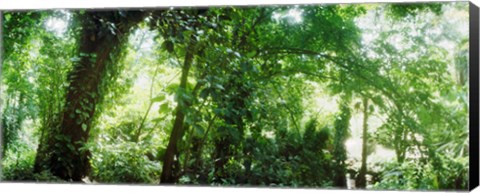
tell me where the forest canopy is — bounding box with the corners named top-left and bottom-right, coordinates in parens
top-left (0, 2), bottom-right (470, 191)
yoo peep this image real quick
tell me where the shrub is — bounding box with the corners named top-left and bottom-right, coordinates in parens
top-left (89, 141), bottom-right (161, 183)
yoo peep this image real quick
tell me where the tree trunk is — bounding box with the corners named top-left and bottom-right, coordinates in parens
top-left (160, 36), bottom-right (196, 184)
top-left (33, 11), bottom-right (145, 181)
top-left (357, 97), bottom-right (369, 188)
top-left (213, 78), bottom-right (248, 182)
top-left (332, 99), bottom-right (351, 188)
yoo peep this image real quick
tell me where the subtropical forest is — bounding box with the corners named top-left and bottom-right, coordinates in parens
top-left (0, 2), bottom-right (470, 190)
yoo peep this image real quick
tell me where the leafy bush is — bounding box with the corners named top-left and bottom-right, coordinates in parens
top-left (373, 155), bottom-right (468, 190)
top-left (89, 142), bottom-right (161, 183)
top-left (1, 149), bottom-right (36, 181)
top-left (2, 148), bottom-right (63, 182)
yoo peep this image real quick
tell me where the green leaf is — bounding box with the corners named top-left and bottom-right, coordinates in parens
top-left (199, 88), bottom-right (210, 99)
top-left (152, 117), bottom-right (165, 123)
top-left (159, 103), bottom-right (169, 113)
top-left (82, 112), bottom-right (90, 119)
top-left (4, 14), bottom-right (11, 22)
top-left (213, 83), bottom-right (224, 90)
top-left (81, 123), bottom-right (87, 131)
top-left (151, 95), bottom-right (166, 103)
top-left (246, 51), bottom-right (257, 58)
top-left (67, 144), bottom-right (75, 151)
top-left (162, 40), bottom-right (174, 53)
top-left (194, 125), bottom-right (205, 137)
top-left (70, 57), bottom-right (81, 62)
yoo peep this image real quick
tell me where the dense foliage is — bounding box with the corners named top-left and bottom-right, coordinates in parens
top-left (0, 2), bottom-right (469, 190)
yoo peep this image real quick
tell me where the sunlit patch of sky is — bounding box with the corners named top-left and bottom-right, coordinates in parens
top-left (272, 6), bottom-right (304, 24)
top-left (304, 80), bottom-right (340, 116)
top-left (44, 11), bottom-right (70, 37)
top-left (288, 8), bottom-right (303, 23)
top-left (130, 27), bottom-right (159, 92)
top-left (130, 27), bottom-right (157, 51)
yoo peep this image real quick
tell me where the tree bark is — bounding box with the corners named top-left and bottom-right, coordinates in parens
top-left (160, 35), bottom-right (196, 184)
top-left (332, 100), bottom-right (351, 188)
top-left (33, 11), bottom-right (145, 181)
top-left (357, 97), bottom-right (369, 188)
top-left (213, 77), bottom-right (249, 182)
